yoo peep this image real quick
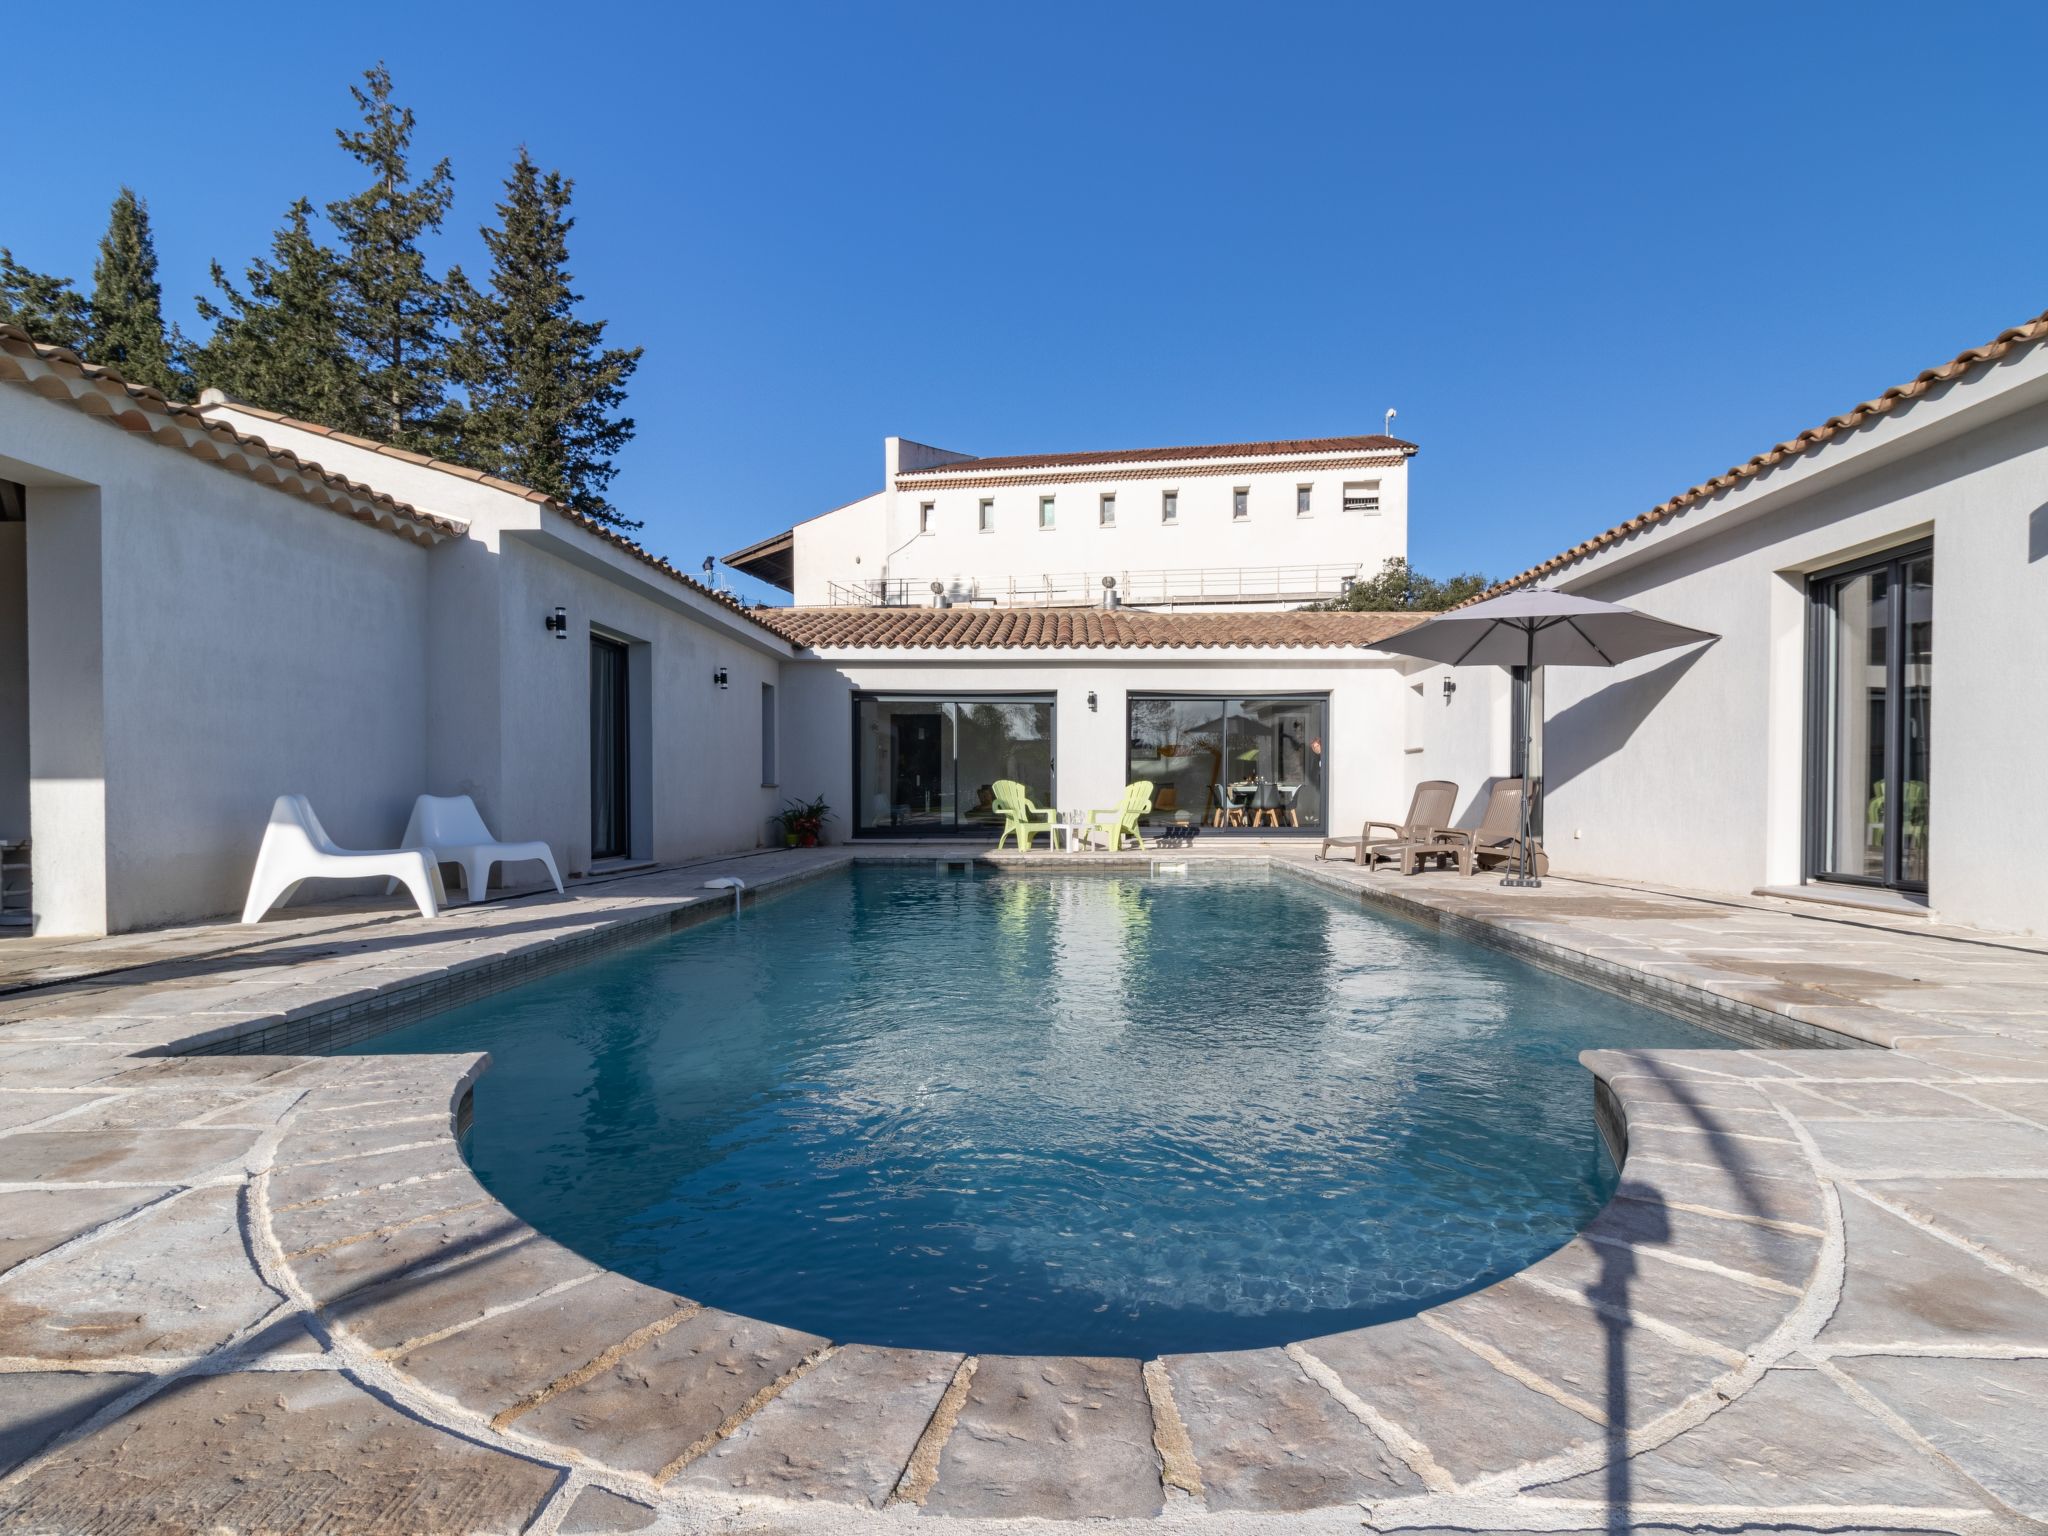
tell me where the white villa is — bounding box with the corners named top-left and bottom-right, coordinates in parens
top-left (722, 430), bottom-right (1414, 610)
top-left (3, 302), bottom-right (2045, 938)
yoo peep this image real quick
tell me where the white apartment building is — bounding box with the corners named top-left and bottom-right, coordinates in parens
top-left (723, 431), bottom-right (1415, 610)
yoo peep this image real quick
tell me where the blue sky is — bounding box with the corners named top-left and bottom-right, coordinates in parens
top-left (7, 4), bottom-right (2045, 605)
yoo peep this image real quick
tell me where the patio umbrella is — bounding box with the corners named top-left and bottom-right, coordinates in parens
top-left (1370, 589), bottom-right (1717, 886)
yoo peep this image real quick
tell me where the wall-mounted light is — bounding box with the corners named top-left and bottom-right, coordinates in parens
top-left (544, 605), bottom-right (567, 638)
top-left (1442, 677), bottom-right (1457, 703)
top-left (713, 666), bottom-right (730, 690)
top-left (1087, 690), bottom-right (1099, 712)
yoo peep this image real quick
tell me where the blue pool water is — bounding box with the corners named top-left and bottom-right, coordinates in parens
top-left (342, 867), bottom-right (1727, 1357)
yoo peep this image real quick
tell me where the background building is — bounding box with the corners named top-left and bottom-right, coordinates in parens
top-left (724, 432), bottom-right (1415, 610)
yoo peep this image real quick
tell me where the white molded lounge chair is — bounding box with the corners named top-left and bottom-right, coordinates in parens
top-left (241, 795), bottom-right (446, 924)
top-left (393, 793), bottom-right (563, 905)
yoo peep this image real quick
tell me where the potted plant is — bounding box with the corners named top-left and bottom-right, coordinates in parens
top-left (776, 795), bottom-right (833, 848)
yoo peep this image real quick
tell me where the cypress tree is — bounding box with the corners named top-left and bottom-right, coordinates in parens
top-left (0, 249), bottom-right (90, 351)
top-left (327, 63), bottom-right (458, 453)
top-left (87, 188), bottom-right (181, 394)
top-left (450, 149), bottom-right (643, 527)
top-left (191, 199), bottom-right (365, 430)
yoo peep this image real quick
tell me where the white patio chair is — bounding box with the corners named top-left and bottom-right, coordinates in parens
top-left (241, 795), bottom-right (446, 924)
top-left (392, 794), bottom-right (563, 905)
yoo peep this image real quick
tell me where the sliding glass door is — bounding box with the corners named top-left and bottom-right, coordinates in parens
top-left (590, 635), bottom-right (631, 861)
top-left (1807, 544), bottom-right (1932, 891)
top-left (1127, 694), bottom-right (1328, 831)
top-left (853, 694), bottom-right (1055, 835)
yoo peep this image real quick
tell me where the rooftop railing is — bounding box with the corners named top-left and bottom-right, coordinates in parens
top-left (824, 563), bottom-right (1362, 609)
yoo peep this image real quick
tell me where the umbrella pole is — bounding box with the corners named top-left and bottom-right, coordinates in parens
top-left (1505, 622), bottom-right (1542, 889)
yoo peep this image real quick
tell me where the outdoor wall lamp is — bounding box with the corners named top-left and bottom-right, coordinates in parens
top-left (544, 605), bottom-right (567, 638)
top-left (713, 666), bottom-right (730, 690)
top-left (1442, 677), bottom-right (1457, 703)
top-left (1087, 690), bottom-right (1098, 712)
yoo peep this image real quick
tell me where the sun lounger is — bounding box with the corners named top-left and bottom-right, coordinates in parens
top-left (393, 794), bottom-right (563, 905)
top-left (1318, 780), bottom-right (1457, 865)
top-left (241, 794), bottom-right (446, 923)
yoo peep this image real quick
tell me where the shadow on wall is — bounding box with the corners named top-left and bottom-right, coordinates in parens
top-left (1542, 644), bottom-right (1714, 799)
top-left (2030, 501), bottom-right (2048, 563)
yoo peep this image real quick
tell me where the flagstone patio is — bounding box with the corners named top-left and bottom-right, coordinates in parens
top-left (1, 849), bottom-right (2044, 1534)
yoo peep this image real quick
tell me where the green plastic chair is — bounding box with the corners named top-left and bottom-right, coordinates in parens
top-left (1084, 781), bottom-right (1155, 852)
top-left (992, 779), bottom-right (1059, 851)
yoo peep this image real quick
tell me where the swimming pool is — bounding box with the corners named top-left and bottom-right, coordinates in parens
top-left (343, 866), bottom-right (1729, 1357)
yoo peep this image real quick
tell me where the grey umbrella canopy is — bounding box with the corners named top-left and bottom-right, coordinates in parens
top-left (1371, 589), bottom-right (1718, 885)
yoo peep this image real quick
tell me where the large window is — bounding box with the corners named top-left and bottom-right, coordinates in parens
top-left (1126, 694), bottom-right (1328, 831)
top-left (1807, 544), bottom-right (1932, 891)
top-left (854, 694), bottom-right (1055, 835)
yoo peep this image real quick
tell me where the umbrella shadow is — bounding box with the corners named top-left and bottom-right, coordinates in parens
top-left (1542, 645), bottom-right (1712, 798)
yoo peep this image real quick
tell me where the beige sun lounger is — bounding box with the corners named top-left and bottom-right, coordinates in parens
top-left (1318, 780), bottom-right (1458, 866)
top-left (1407, 776), bottom-right (1549, 878)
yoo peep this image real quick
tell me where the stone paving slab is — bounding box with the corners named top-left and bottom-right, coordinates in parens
top-left (1423, 1275), bottom-right (1739, 1427)
top-left (560, 1484), bottom-right (661, 1531)
top-left (2, 851), bottom-right (2047, 1531)
top-left (1530, 1367), bottom-right (1992, 1514)
top-left (0, 1125), bottom-right (259, 1184)
top-left (1833, 1354), bottom-right (2048, 1518)
top-left (0, 1186), bottom-right (279, 1361)
top-left (0, 1369), bottom-right (562, 1534)
top-left (0, 1369), bottom-right (146, 1475)
top-left (1816, 1191), bottom-right (2048, 1350)
top-left (0, 1186), bottom-right (171, 1275)
top-left (679, 1342), bottom-right (963, 1506)
top-left (392, 1269), bottom-right (692, 1420)
top-left (1299, 1315), bottom-right (1604, 1487)
top-left (1162, 1346), bottom-right (1422, 1510)
top-left (1855, 1175), bottom-right (2048, 1276)
top-left (922, 1355), bottom-right (1164, 1519)
top-left (324, 1233), bottom-right (606, 1355)
top-left (1577, 1190), bottom-right (1823, 1292)
top-left (515, 1307), bottom-right (828, 1481)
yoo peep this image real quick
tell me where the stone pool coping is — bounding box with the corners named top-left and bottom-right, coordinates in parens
top-left (2, 849), bottom-right (2046, 1532)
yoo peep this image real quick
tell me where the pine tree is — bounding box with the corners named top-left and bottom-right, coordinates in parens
top-left (450, 148), bottom-right (643, 526)
top-left (191, 199), bottom-right (365, 430)
top-left (0, 249), bottom-right (90, 351)
top-left (327, 63), bottom-right (458, 452)
top-left (86, 188), bottom-right (182, 395)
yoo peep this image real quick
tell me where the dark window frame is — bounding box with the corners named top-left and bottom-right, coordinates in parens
top-left (1803, 538), bottom-right (1933, 893)
top-left (1124, 691), bottom-right (1332, 836)
top-left (849, 690), bottom-right (1059, 839)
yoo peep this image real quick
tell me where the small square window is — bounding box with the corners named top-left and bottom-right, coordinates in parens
top-left (1296, 484), bottom-right (1313, 517)
top-left (978, 498), bottom-right (994, 532)
top-left (1099, 493), bottom-right (1116, 527)
top-left (919, 501), bottom-right (934, 534)
top-left (1039, 495), bottom-right (1056, 529)
top-left (1232, 487), bottom-right (1249, 521)
top-left (1343, 481), bottom-right (1381, 514)
top-left (1161, 490), bottom-right (1178, 524)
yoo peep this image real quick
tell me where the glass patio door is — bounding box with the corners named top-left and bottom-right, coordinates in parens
top-left (1808, 545), bottom-right (1931, 891)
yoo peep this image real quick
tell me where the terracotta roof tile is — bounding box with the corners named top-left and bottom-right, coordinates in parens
top-left (1468, 305), bottom-right (2048, 605)
top-left (198, 396), bottom-right (789, 640)
top-left (895, 434), bottom-right (1418, 476)
top-left (0, 326), bottom-right (459, 544)
top-left (761, 605), bottom-right (1427, 651)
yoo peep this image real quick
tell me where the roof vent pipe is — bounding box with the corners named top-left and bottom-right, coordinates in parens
top-left (930, 581), bottom-right (950, 609)
top-left (1385, 407), bottom-right (1398, 437)
top-left (1101, 575), bottom-right (1119, 611)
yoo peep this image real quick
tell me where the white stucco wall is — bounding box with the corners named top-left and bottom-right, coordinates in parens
top-left (0, 519), bottom-right (28, 843)
top-left (782, 652), bottom-right (1412, 840)
top-left (788, 445), bottom-right (1410, 607)
top-left (0, 386), bottom-right (434, 933)
top-left (1414, 342), bottom-right (2048, 935)
top-left (202, 406), bottom-right (798, 875)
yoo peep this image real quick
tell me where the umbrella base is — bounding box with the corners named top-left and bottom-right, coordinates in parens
top-left (1500, 876), bottom-right (1544, 888)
